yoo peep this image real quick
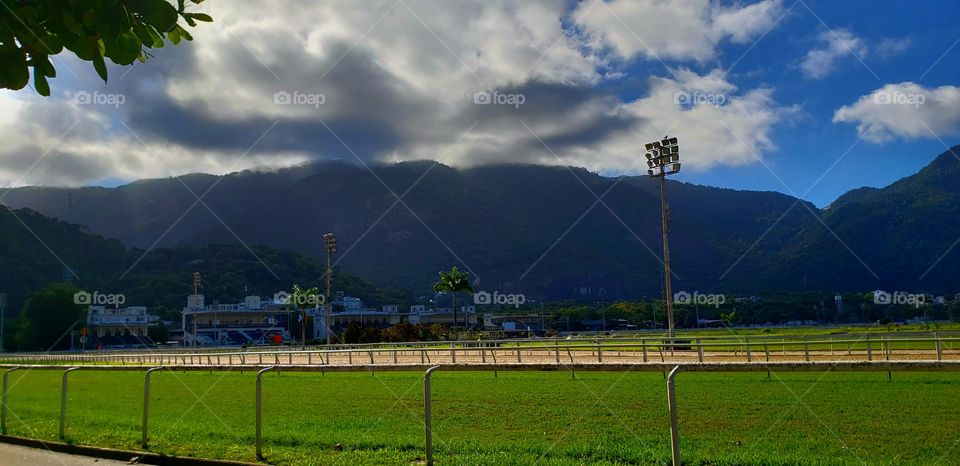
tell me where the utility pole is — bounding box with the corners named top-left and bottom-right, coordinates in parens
top-left (323, 233), bottom-right (337, 344)
top-left (193, 272), bottom-right (201, 347)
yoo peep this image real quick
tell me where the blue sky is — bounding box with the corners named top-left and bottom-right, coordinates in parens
top-left (1, 0), bottom-right (958, 208)
top-left (652, 1), bottom-right (960, 205)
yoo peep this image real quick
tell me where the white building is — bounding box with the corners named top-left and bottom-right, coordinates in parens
top-left (87, 305), bottom-right (156, 338)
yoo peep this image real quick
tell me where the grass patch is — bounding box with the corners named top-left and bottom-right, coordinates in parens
top-left (1, 369), bottom-right (958, 465)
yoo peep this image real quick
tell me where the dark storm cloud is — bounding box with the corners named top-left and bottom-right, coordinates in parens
top-left (109, 38), bottom-right (431, 161)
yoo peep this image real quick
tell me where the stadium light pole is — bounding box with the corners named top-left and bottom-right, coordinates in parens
top-left (323, 233), bottom-right (337, 344)
top-left (645, 136), bottom-right (681, 340)
top-left (192, 272), bottom-right (201, 347)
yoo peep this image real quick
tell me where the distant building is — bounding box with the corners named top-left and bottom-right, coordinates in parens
top-left (182, 294), bottom-right (294, 346)
top-left (408, 305), bottom-right (477, 326)
top-left (86, 305), bottom-right (159, 348)
top-left (483, 313), bottom-right (545, 337)
top-left (580, 319), bottom-right (634, 332)
top-left (316, 300), bottom-right (405, 340)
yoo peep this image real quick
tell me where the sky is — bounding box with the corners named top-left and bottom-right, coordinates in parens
top-left (1, 0), bottom-right (958, 207)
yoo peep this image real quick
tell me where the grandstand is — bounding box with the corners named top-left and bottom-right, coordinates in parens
top-left (182, 294), bottom-right (296, 346)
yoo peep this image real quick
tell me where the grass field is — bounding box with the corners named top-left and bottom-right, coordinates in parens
top-left (2, 369), bottom-right (959, 465)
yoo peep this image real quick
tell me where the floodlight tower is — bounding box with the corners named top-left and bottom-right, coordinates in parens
top-left (192, 272), bottom-right (201, 347)
top-left (645, 136), bottom-right (681, 339)
top-left (322, 233), bottom-right (337, 344)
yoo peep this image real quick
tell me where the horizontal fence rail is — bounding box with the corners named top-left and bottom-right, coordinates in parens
top-left (3, 333), bottom-right (957, 368)
top-left (2, 361), bottom-right (960, 465)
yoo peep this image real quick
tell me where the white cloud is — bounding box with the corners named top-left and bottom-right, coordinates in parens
top-left (0, 90), bottom-right (310, 187)
top-left (560, 68), bottom-right (797, 172)
top-left (0, 0), bottom-right (794, 187)
top-left (833, 82), bottom-right (960, 143)
top-left (875, 37), bottom-right (911, 58)
top-left (574, 0), bottom-right (785, 62)
top-left (799, 29), bottom-right (867, 79)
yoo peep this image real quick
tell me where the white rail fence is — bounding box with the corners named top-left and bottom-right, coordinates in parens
top-left (2, 361), bottom-right (960, 465)
top-left (3, 333), bottom-right (957, 367)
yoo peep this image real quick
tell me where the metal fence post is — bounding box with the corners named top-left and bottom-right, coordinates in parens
top-left (60, 367), bottom-right (80, 440)
top-left (642, 338), bottom-right (648, 363)
top-left (936, 332), bottom-right (943, 361)
top-left (746, 337), bottom-right (752, 362)
top-left (424, 365), bottom-right (442, 466)
top-left (696, 339), bottom-right (704, 362)
top-left (256, 366), bottom-right (276, 460)
top-left (2, 367), bottom-right (21, 434)
top-left (666, 365), bottom-right (682, 466)
top-left (142, 367), bottom-right (163, 446)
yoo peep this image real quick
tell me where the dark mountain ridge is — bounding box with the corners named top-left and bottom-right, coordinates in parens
top-left (3, 146), bottom-right (958, 298)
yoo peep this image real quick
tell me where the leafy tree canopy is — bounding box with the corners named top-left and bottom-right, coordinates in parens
top-left (0, 0), bottom-right (211, 95)
top-left (16, 282), bottom-right (85, 351)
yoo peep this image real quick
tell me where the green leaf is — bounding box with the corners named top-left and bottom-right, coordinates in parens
top-left (34, 72), bottom-right (50, 96)
top-left (175, 24), bottom-right (193, 41)
top-left (92, 52), bottom-right (108, 82)
top-left (187, 13), bottom-right (213, 22)
top-left (32, 55), bottom-right (56, 78)
top-left (39, 34), bottom-right (64, 54)
top-left (128, 0), bottom-right (179, 32)
top-left (131, 21), bottom-right (154, 47)
top-left (0, 48), bottom-right (29, 90)
top-left (167, 27), bottom-right (181, 45)
top-left (65, 36), bottom-right (99, 61)
top-left (63, 12), bottom-right (83, 34)
top-left (104, 32), bottom-right (141, 65)
top-left (146, 25), bottom-right (165, 48)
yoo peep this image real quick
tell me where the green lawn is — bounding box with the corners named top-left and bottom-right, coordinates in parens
top-left (2, 369), bottom-right (959, 465)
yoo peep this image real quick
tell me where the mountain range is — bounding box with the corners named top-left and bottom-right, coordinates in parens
top-left (3, 145), bottom-right (959, 302)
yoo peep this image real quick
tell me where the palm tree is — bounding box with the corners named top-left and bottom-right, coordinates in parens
top-left (433, 266), bottom-right (474, 329)
top-left (292, 284), bottom-right (320, 345)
